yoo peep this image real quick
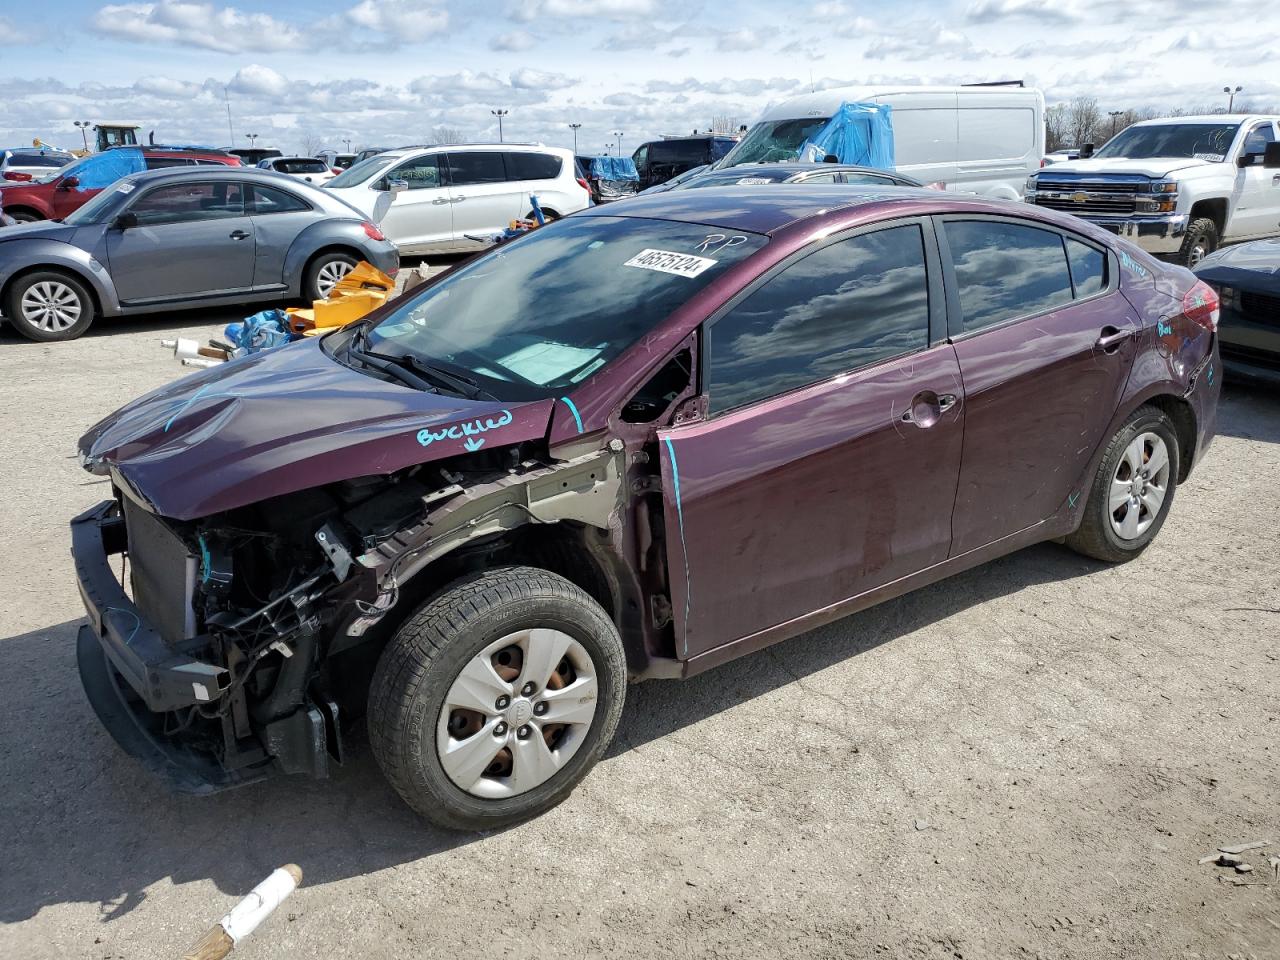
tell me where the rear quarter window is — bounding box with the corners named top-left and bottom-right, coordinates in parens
top-left (506, 152), bottom-right (563, 181)
top-left (1065, 238), bottom-right (1107, 298)
top-left (946, 220), bottom-right (1074, 332)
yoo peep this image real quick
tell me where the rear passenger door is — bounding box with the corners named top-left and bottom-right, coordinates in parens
top-left (942, 217), bottom-right (1138, 555)
top-left (657, 220), bottom-right (964, 659)
top-left (444, 151), bottom-right (524, 247)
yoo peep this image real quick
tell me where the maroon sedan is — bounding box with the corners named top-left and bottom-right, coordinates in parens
top-left (73, 186), bottom-right (1220, 829)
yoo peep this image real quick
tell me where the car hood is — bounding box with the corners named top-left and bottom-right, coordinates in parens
top-left (1194, 237), bottom-right (1280, 293)
top-left (0, 219), bottom-right (79, 242)
top-left (1040, 157), bottom-right (1217, 178)
top-left (78, 336), bottom-right (555, 520)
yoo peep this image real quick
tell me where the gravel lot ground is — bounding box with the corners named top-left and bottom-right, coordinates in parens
top-left (1, 283), bottom-right (1277, 960)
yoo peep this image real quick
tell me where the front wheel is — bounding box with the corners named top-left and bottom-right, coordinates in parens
top-left (4, 270), bottom-right (95, 341)
top-left (368, 566), bottom-right (626, 831)
top-left (1066, 405), bottom-right (1179, 563)
top-left (1176, 217), bottom-right (1218, 268)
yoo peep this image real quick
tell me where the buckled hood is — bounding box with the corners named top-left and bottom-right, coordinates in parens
top-left (78, 337), bottom-right (554, 520)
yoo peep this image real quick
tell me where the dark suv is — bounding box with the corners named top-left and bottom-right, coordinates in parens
top-left (632, 135), bottom-right (738, 189)
top-left (0, 146), bottom-right (241, 222)
top-left (74, 187), bottom-right (1220, 831)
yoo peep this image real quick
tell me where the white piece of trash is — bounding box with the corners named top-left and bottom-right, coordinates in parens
top-left (180, 863), bottom-right (302, 960)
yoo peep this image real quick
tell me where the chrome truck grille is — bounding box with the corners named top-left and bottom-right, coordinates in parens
top-left (1032, 179), bottom-right (1140, 217)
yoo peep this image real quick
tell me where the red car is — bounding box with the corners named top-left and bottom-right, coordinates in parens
top-left (0, 146), bottom-right (240, 223)
top-left (73, 186), bottom-right (1220, 830)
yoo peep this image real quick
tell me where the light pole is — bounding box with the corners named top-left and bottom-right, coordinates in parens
top-left (1224, 85), bottom-right (1242, 111)
top-left (1108, 110), bottom-right (1124, 138)
top-left (613, 130), bottom-right (623, 156)
top-left (223, 87), bottom-right (234, 147)
top-left (73, 120), bottom-right (91, 151)
top-left (342, 138), bottom-right (352, 152)
top-left (491, 108), bottom-right (508, 142)
top-left (569, 122), bottom-right (581, 153)
top-left (246, 133), bottom-right (259, 148)
top-left (603, 143), bottom-right (612, 156)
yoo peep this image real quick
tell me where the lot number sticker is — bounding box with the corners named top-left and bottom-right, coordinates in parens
top-left (624, 249), bottom-right (718, 278)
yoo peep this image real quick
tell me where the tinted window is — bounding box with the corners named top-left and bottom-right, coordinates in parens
top-left (365, 216), bottom-right (766, 401)
top-left (1094, 122), bottom-right (1239, 161)
top-left (388, 155), bottom-right (442, 190)
top-left (708, 225), bottom-right (931, 413)
top-left (506, 152), bottom-right (562, 181)
top-left (445, 152), bottom-right (506, 185)
top-left (842, 172), bottom-right (898, 185)
top-left (10, 153), bottom-right (68, 168)
top-left (1065, 238), bottom-right (1106, 298)
top-left (128, 181), bottom-right (246, 224)
top-left (278, 158), bottom-right (328, 174)
top-left (1243, 123), bottom-right (1276, 157)
top-left (947, 221), bottom-right (1073, 332)
top-left (799, 171), bottom-right (839, 184)
top-left (251, 184), bottom-right (310, 214)
top-left (145, 156), bottom-right (194, 169)
top-left (649, 141), bottom-right (708, 165)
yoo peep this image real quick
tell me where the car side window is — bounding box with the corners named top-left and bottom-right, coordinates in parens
top-left (708, 224), bottom-right (931, 414)
top-left (128, 181), bottom-right (246, 225)
top-left (801, 171), bottom-right (838, 183)
top-left (145, 157), bottom-right (195, 169)
top-left (250, 184), bottom-right (311, 214)
top-left (947, 220), bottom-right (1074, 333)
top-left (1065, 237), bottom-right (1107, 299)
top-left (388, 155), bottom-right (442, 190)
top-left (1242, 123), bottom-right (1276, 157)
top-left (506, 152), bottom-right (562, 181)
top-left (843, 173), bottom-right (896, 185)
top-left (446, 152), bottom-right (507, 186)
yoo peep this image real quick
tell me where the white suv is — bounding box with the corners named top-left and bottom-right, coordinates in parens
top-left (323, 143), bottom-right (590, 254)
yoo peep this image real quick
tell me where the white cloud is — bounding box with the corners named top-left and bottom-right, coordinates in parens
top-left (515, 0), bottom-right (657, 20)
top-left (490, 30), bottom-right (536, 52)
top-left (966, 0), bottom-right (1088, 22)
top-left (91, 2), bottom-right (307, 53)
top-left (345, 0), bottom-right (448, 42)
top-left (228, 64), bottom-right (290, 98)
top-left (866, 22), bottom-right (987, 61)
top-left (717, 28), bottom-right (764, 52)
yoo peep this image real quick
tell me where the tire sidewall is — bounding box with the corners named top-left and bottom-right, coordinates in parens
top-left (383, 582), bottom-right (625, 827)
top-left (304, 252), bottom-right (357, 301)
top-left (5, 270), bottom-right (95, 341)
top-left (1181, 218), bottom-right (1218, 267)
top-left (1095, 409), bottom-right (1180, 556)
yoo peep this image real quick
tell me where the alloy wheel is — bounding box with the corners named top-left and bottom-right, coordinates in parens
top-left (315, 260), bottom-right (354, 298)
top-left (436, 628), bottom-right (598, 799)
top-left (1109, 432), bottom-right (1171, 540)
top-left (20, 280), bottom-right (83, 333)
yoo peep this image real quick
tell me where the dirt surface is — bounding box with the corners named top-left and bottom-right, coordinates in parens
top-left (1, 294), bottom-right (1277, 959)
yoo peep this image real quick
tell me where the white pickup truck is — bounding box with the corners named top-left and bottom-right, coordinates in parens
top-left (1026, 115), bottom-right (1280, 266)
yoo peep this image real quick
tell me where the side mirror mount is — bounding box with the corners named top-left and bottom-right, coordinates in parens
top-left (113, 211), bottom-right (138, 230)
top-left (57, 175), bottom-right (79, 192)
top-left (387, 178), bottom-right (408, 196)
top-left (1079, 143), bottom-right (1095, 159)
top-left (1237, 152), bottom-right (1256, 168)
top-left (1264, 142), bottom-right (1280, 169)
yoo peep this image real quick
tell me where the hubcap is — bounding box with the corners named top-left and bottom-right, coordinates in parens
top-left (1109, 432), bottom-right (1170, 541)
top-left (20, 280), bottom-right (82, 332)
top-left (436, 629), bottom-right (598, 799)
top-left (315, 259), bottom-right (353, 298)
top-left (1188, 243), bottom-right (1208, 267)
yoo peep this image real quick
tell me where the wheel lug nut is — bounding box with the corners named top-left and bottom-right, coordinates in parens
top-left (517, 725), bottom-right (531, 739)
top-left (495, 695), bottom-right (510, 710)
top-left (534, 701), bottom-right (548, 716)
top-left (494, 722), bottom-right (508, 737)
top-left (521, 682), bottom-right (536, 696)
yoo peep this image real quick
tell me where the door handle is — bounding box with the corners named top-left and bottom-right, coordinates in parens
top-left (452, 195), bottom-right (465, 203)
top-left (937, 393), bottom-right (958, 412)
top-left (1095, 326), bottom-right (1133, 352)
top-left (432, 197), bottom-right (451, 204)
top-left (1272, 174), bottom-right (1280, 186)
top-left (228, 229), bottom-right (250, 240)
top-left (899, 390), bottom-right (955, 428)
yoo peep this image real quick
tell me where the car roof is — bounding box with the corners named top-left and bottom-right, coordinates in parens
top-left (580, 184), bottom-right (955, 234)
top-left (1131, 115), bottom-right (1259, 126)
top-left (692, 163), bottom-right (904, 179)
top-left (124, 166), bottom-right (317, 185)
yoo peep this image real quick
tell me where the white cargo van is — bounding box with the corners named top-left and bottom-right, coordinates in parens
top-left (718, 85), bottom-right (1045, 200)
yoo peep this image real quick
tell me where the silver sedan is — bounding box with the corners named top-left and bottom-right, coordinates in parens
top-left (0, 166), bottom-right (398, 341)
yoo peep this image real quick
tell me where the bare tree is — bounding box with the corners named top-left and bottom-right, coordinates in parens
top-left (1067, 96), bottom-right (1102, 148)
top-left (431, 125), bottom-right (465, 144)
top-left (709, 114), bottom-right (740, 135)
top-left (1045, 102), bottom-right (1070, 151)
top-left (298, 132), bottom-right (327, 158)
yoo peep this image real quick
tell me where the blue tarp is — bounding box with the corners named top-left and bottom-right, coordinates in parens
top-left (589, 156), bottom-right (639, 181)
top-left (797, 102), bottom-right (895, 169)
top-left (68, 147), bottom-right (147, 190)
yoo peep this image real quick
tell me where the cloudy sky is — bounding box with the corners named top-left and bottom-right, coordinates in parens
top-left (0, 0), bottom-right (1273, 157)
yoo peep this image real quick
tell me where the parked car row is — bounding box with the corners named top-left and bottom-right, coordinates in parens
top-left (1, 146), bottom-right (75, 182)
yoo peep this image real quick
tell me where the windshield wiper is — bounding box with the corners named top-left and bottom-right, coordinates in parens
top-left (346, 323), bottom-right (493, 399)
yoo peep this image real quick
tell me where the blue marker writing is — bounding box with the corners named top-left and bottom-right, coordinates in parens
top-left (417, 410), bottom-right (513, 450)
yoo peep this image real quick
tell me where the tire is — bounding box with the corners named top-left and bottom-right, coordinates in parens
top-left (7, 210), bottom-right (40, 224)
top-left (1176, 217), bottom-right (1218, 268)
top-left (528, 208), bottom-right (561, 222)
top-left (1065, 405), bottom-right (1180, 563)
top-left (368, 566), bottom-right (626, 831)
top-left (3, 270), bottom-right (95, 341)
top-left (302, 251), bottom-right (358, 301)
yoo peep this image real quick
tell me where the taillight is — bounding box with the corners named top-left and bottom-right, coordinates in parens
top-left (576, 176), bottom-right (591, 194)
top-left (362, 221), bottom-right (386, 241)
top-left (331, 167), bottom-right (341, 175)
top-left (1182, 280), bottom-right (1219, 333)
top-left (3, 171), bottom-right (32, 181)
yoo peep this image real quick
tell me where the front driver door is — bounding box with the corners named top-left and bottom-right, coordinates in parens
top-left (106, 180), bottom-right (256, 303)
top-left (1230, 122), bottom-right (1280, 239)
top-left (941, 216), bottom-right (1139, 555)
top-left (657, 220), bottom-right (965, 659)
top-left (377, 154), bottom-right (452, 253)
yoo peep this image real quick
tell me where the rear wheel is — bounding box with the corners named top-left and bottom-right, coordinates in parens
top-left (7, 210), bottom-right (40, 224)
top-left (368, 566), bottom-right (626, 831)
top-left (1176, 217), bottom-right (1218, 268)
top-left (303, 251), bottom-right (357, 301)
top-left (1066, 405), bottom-right (1179, 562)
top-left (4, 270), bottom-right (95, 341)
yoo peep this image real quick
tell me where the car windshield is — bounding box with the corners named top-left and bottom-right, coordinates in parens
top-left (328, 154), bottom-right (398, 187)
top-left (683, 170), bottom-right (789, 189)
top-left (359, 216), bottom-right (767, 400)
top-left (62, 180), bottom-right (134, 225)
top-left (1093, 123), bottom-right (1241, 161)
top-left (717, 117), bottom-right (830, 167)
top-left (11, 152), bottom-right (70, 168)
